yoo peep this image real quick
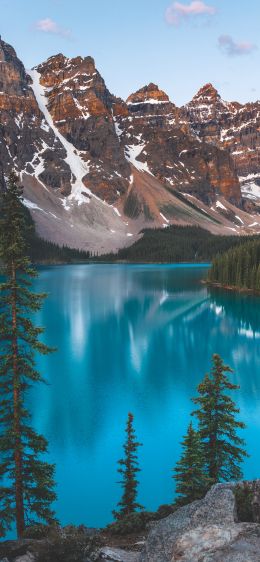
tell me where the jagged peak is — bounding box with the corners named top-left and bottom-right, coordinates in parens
top-left (193, 83), bottom-right (220, 102)
top-left (36, 53), bottom-right (96, 75)
top-left (0, 36), bottom-right (19, 63)
top-left (126, 83), bottom-right (170, 105)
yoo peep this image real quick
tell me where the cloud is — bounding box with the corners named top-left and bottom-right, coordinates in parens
top-left (218, 35), bottom-right (257, 57)
top-left (165, 1), bottom-right (216, 26)
top-left (34, 18), bottom-right (71, 38)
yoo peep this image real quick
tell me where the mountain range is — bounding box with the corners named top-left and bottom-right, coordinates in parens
top-left (1, 37), bottom-right (260, 252)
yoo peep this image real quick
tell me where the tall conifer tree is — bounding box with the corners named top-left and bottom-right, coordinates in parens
top-left (192, 354), bottom-right (247, 484)
top-left (0, 173), bottom-right (57, 538)
top-left (173, 423), bottom-right (211, 505)
top-left (113, 413), bottom-right (143, 520)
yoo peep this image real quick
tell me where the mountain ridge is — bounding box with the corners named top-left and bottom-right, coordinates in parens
top-left (1, 37), bottom-right (260, 252)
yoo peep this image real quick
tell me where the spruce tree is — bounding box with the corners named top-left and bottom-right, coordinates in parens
top-left (192, 354), bottom-right (247, 484)
top-left (113, 413), bottom-right (143, 520)
top-left (173, 423), bottom-right (211, 505)
top-left (0, 173), bottom-right (57, 538)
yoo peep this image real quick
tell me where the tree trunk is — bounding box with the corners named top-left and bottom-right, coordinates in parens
top-left (11, 261), bottom-right (25, 538)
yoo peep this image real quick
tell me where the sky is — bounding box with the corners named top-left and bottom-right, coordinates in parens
top-left (1, 0), bottom-right (260, 106)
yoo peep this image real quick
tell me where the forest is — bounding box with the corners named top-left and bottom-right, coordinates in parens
top-left (208, 239), bottom-right (260, 292)
top-left (100, 225), bottom-right (259, 263)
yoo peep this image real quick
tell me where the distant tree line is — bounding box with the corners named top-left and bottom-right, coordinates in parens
top-left (100, 226), bottom-right (259, 264)
top-left (208, 240), bottom-right (260, 291)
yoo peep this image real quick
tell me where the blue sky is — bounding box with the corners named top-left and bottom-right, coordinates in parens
top-left (1, 0), bottom-right (260, 106)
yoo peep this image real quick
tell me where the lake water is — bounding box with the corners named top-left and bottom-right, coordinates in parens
top-left (28, 264), bottom-right (260, 529)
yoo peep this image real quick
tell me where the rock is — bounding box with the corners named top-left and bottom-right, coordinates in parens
top-left (97, 547), bottom-right (139, 562)
top-left (14, 554), bottom-right (35, 562)
top-left (0, 540), bottom-right (36, 562)
top-left (183, 84), bottom-right (260, 202)
top-left (117, 83), bottom-right (241, 206)
top-left (2, 34), bottom-right (260, 251)
top-left (140, 483), bottom-right (260, 562)
top-left (0, 38), bottom-right (72, 195)
top-left (36, 53), bottom-right (131, 204)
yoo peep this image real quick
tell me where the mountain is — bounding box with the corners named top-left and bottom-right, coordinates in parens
top-left (183, 83), bottom-right (260, 205)
top-left (0, 37), bottom-right (260, 252)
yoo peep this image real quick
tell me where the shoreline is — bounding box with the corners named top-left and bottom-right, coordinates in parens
top-left (204, 280), bottom-right (260, 297)
top-left (35, 260), bottom-right (211, 266)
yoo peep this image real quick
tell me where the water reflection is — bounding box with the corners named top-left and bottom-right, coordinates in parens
top-left (28, 265), bottom-right (260, 528)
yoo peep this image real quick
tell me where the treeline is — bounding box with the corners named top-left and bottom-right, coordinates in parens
top-left (208, 239), bottom-right (260, 292)
top-left (100, 226), bottom-right (258, 263)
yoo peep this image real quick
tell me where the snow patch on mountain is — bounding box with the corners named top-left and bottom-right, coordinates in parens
top-left (125, 143), bottom-right (153, 175)
top-left (28, 69), bottom-right (92, 208)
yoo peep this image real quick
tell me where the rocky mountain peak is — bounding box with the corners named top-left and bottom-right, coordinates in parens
top-left (193, 82), bottom-right (220, 102)
top-left (126, 83), bottom-right (170, 105)
top-left (0, 38), bottom-right (30, 96)
top-left (0, 37), bottom-right (17, 62)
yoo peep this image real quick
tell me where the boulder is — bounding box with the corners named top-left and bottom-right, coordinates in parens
top-left (140, 483), bottom-right (260, 562)
top-left (97, 547), bottom-right (139, 561)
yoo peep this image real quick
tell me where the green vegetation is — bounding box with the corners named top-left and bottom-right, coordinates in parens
top-left (113, 413), bottom-right (143, 520)
top-left (173, 354), bottom-right (247, 505)
top-left (0, 174), bottom-right (57, 538)
top-left (192, 354), bottom-right (247, 484)
top-left (208, 239), bottom-right (260, 292)
top-left (173, 423), bottom-right (210, 505)
top-left (100, 226), bottom-right (258, 263)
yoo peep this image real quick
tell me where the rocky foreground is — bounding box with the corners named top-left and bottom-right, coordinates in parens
top-left (1, 481), bottom-right (260, 562)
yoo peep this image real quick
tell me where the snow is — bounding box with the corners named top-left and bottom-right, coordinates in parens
top-left (235, 215), bottom-right (244, 224)
top-left (28, 69), bottom-right (91, 208)
top-left (216, 200), bottom-right (227, 211)
top-left (113, 207), bottom-right (121, 217)
top-left (126, 233), bottom-right (133, 237)
top-left (127, 99), bottom-right (169, 106)
top-left (240, 180), bottom-right (260, 200)
top-left (113, 113), bottom-right (124, 138)
top-left (160, 212), bottom-right (169, 224)
top-left (23, 198), bottom-right (47, 214)
top-left (125, 143), bottom-right (153, 175)
top-left (249, 222), bottom-right (259, 227)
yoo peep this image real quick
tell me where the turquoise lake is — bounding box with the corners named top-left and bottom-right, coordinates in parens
top-left (28, 264), bottom-right (260, 528)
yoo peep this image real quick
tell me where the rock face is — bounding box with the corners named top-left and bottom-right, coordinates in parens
top-left (183, 84), bottom-right (260, 202)
top-left (1, 36), bottom-right (260, 250)
top-left (0, 39), bottom-right (72, 194)
top-left (35, 54), bottom-right (130, 203)
top-left (114, 83), bottom-right (241, 206)
top-left (140, 483), bottom-right (260, 562)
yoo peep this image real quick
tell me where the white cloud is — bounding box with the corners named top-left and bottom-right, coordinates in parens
top-left (34, 18), bottom-right (71, 38)
top-left (218, 35), bottom-right (257, 57)
top-left (165, 1), bottom-right (216, 26)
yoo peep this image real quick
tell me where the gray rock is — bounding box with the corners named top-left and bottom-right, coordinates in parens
top-left (140, 483), bottom-right (260, 562)
top-left (98, 547), bottom-right (139, 562)
top-left (14, 554), bottom-right (35, 562)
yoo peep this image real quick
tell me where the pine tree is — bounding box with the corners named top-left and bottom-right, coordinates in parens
top-left (113, 413), bottom-right (143, 520)
top-left (0, 173), bottom-right (57, 538)
top-left (192, 354), bottom-right (247, 484)
top-left (173, 423), bottom-right (211, 505)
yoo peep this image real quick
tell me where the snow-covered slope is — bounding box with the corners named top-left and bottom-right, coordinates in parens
top-left (29, 69), bottom-right (92, 208)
